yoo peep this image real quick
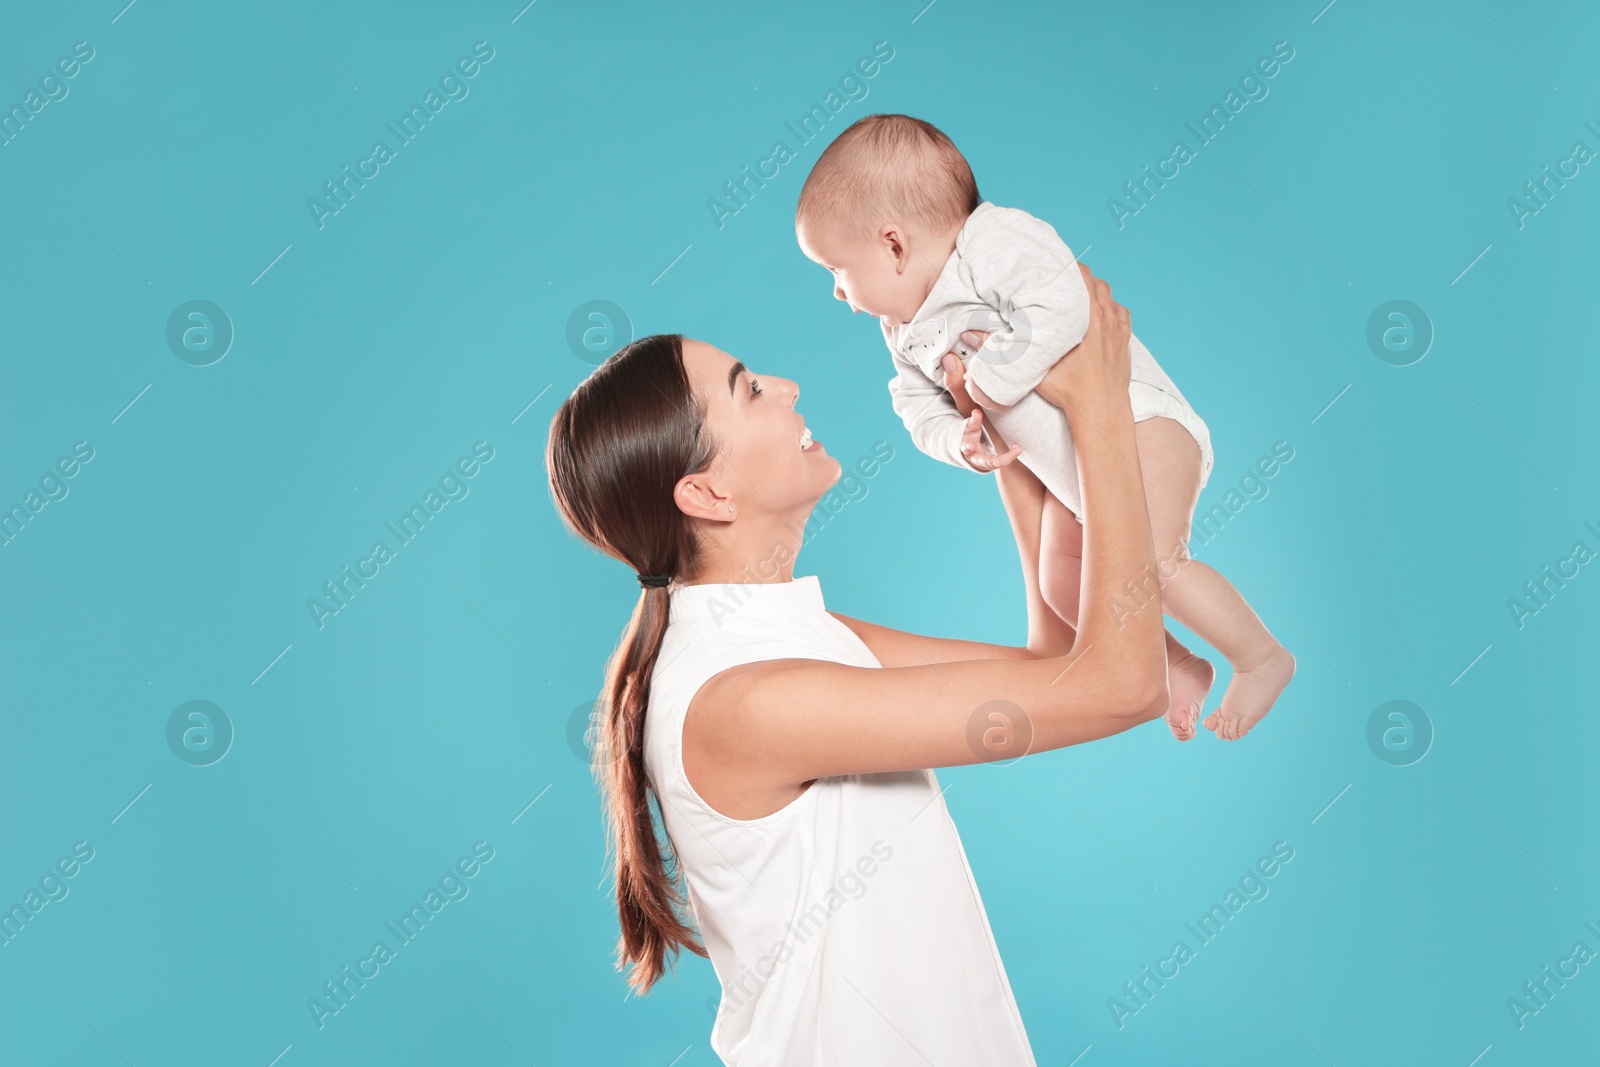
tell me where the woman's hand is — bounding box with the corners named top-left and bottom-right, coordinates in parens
top-left (1035, 263), bottom-right (1132, 411)
top-left (943, 332), bottom-right (1002, 412)
top-left (939, 346), bottom-right (1021, 471)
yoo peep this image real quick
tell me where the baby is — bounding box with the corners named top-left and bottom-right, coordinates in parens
top-left (795, 113), bottom-right (1294, 741)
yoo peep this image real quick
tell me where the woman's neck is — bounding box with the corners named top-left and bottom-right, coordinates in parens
top-left (685, 512), bottom-right (806, 586)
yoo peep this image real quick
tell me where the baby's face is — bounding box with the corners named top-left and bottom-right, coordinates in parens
top-left (796, 219), bottom-right (925, 326)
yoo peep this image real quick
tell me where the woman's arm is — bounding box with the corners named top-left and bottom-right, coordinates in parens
top-left (947, 346), bottom-right (1076, 660)
top-left (829, 611), bottom-right (1033, 666)
top-left (938, 338), bottom-right (1076, 659)
top-left (684, 268), bottom-right (1168, 793)
top-left (994, 460), bottom-right (1077, 659)
top-left (831, 344), bottom-right (1073, 667)
top-left (831, 426), bottom-right (1072, 667)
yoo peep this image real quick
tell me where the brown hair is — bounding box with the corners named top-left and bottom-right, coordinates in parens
top-left (796, 113), bottom-right (980, 240)
top-left (545, 333), bottom-right (717, 995)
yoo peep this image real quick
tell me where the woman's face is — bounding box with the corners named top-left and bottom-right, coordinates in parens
top-left (681, 339), bottom-right (841, 516)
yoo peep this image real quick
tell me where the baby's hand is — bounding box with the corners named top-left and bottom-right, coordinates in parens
top-left (957, 410), bottom-right (1022, 471)
top-left (940, 351), bottom-right (1021, 472)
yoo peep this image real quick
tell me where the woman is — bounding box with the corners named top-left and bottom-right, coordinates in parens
top-left (546, 268), bottom-right (1168, 1065)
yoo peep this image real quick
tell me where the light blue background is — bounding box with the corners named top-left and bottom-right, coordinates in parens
top-left (1, 1), bottom-right (1596, 1064)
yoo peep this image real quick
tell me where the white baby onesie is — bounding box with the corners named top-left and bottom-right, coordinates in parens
top-left (882, 201), bottom-right (1213, 518)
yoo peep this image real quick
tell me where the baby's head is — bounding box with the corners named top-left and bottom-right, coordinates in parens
top-left (796, 114), bottom-right (979, 325)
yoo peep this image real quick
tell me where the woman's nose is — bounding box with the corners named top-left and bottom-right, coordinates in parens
top-left (778, 377), bottom-right (799, 406)
top-left (832, 283), bottom-right (846, 303)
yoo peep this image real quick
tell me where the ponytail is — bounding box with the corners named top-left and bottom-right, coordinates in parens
top-left (546, 334), bottom-right (716, 995)
top-left (595, 583), bottom-right (707, 994)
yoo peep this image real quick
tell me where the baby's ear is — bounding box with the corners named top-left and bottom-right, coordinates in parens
top-left (882, 225), bottom-right (910, 262)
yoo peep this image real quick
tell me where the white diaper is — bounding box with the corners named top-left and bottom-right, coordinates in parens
top-left (989, 374), bottom-right (1214, 522)
top-left (1128, 380), bottom-right (1215, 487)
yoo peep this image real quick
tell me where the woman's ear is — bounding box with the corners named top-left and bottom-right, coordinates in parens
top-left (674, 472), bottom-right (734, 524)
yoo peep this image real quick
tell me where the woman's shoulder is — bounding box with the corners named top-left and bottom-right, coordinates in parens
top-left (647, 581), bottom-right (872, 721)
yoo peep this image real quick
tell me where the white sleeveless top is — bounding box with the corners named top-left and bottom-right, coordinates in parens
top-left (643, 575), bottom-right (1037, 1066)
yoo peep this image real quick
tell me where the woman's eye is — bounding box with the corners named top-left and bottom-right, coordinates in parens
top-left (749, 378), bottom-right (763, 397)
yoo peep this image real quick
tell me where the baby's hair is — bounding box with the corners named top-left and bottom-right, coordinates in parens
top-left (796, 114), bottom-right (980, 241)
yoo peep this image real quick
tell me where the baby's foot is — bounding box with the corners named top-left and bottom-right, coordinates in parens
top-left (1165, 653), bottom-right (1215, 741)
top-left (1203, 645), bottom-right (1296, 741)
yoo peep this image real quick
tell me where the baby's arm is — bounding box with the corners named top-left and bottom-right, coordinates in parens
top-left (958, 208), bottom-right (1093, 410)
top-left (887, 347), bottom-right (1016, 473)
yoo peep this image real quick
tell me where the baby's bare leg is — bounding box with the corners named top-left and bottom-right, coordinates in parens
top-left (1035, 494), bottom-right (1082, 628)
top-left (1132, 417), bottom-right (1295, 741)
top-left (1038, 493), bottom-right (1214, 741)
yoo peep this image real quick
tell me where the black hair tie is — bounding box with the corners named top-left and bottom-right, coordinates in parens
top-left (637, 573), bottom-right (672, 589)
